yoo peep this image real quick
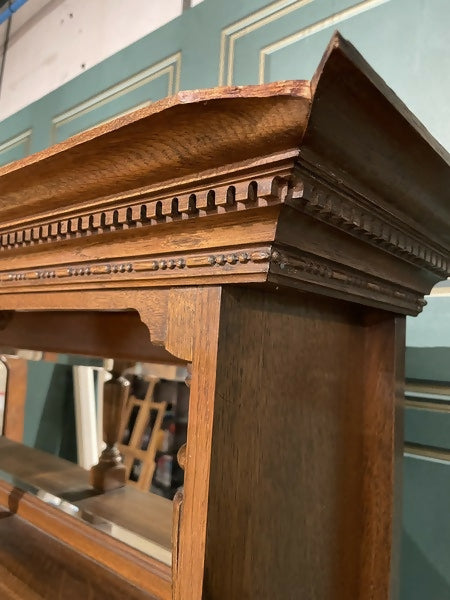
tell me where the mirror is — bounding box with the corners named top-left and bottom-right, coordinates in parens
top-left (0, 351), bottom-right (189, 566)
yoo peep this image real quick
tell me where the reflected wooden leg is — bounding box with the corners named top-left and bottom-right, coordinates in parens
top-left (90, 363), bottom-right (130, 492)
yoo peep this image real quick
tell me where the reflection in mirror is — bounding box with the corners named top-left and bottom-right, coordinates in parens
top-left (0, 351), bottom-right (189, 566)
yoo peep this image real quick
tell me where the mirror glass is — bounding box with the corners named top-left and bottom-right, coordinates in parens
top-left (0, 351), bottom-right (189, 566)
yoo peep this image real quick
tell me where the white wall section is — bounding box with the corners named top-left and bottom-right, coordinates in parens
top-left (0, 0), bottom-right (205, 120)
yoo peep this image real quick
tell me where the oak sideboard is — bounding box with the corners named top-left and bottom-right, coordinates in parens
top-left (0, 33), bottom-right (448, 600)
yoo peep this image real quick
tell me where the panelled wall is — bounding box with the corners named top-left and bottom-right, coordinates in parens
top-left (402, 297), bottom-right (450, 599)
top-left (0, 0), bottom-right (449, 597)
top-left (2, 0), bottom-right (450, 162)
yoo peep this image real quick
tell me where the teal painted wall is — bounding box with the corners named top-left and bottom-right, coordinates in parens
top-left (404, 294), bottom-right (450, 599)
top-left (407, 297), bottom-right (450, 349)
top-left (401, 456), bottom-right (450, 600)
top-left (22, 355), bottom-right (103, 462)
top-left (1, 0), bottom-right (450, 159)
top-left (0, 0), bottom-right (449, 596)
top-left (24, 361), bottom-right (77, 463)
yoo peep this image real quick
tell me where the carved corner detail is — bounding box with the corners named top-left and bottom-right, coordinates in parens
top-left (292, 166), bottom-right (448, 278)
top-left (270, 248), bottom-right (427, 315)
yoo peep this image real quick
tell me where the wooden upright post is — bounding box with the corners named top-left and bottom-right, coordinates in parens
top-left (174, 288), bottom-right (406, 599)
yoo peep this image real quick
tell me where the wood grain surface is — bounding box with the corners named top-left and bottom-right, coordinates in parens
top-left (0, 476), bottom-right (171, 600)
top-left (76, 486), bottom-right (172, 553)
top-left (196, 287), bottom-right (404, 600)
top-left (0, 508), bottom-right (161, 600)
top-left (307, 33), bottom-right (450, 248)
top-left (174, 287), bottom-right (223, 600)
top-left (0, 311), bottom-right (185, 363)
top-left (0, 288), bottom-right (170, 347)
top-left (0, 83), bottom-right (310, 223)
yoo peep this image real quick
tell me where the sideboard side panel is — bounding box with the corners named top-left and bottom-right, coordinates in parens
top-left (202, 287), bottom-right (404, 600)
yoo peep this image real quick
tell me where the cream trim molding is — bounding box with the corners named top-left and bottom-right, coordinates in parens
top-left (0, 129), bottom-right (32, 158)
top-left (259, 0), bottom-right (390, 83)
top-left (406, 382), bottom-right (450, 398)
top-left (405, 399), bottom-right (450, 414)
top-left (51, 52), bottom-right (182, 143)
top-left (83, 100), bottom-right (153, 135)
top-left (429, 279), bottom-right (450, 296)
top-left (404, 443), bottom-right (450, 464)
top-left (219, 0), bottom-right (315, 86)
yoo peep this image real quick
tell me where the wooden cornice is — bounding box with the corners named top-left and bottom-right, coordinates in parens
top-left (305, 32), bottom-right (450, 250)
top-left (0, 33), bottom-right (447, 317)
top-left (0, 82), bottom-right (311, 225)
